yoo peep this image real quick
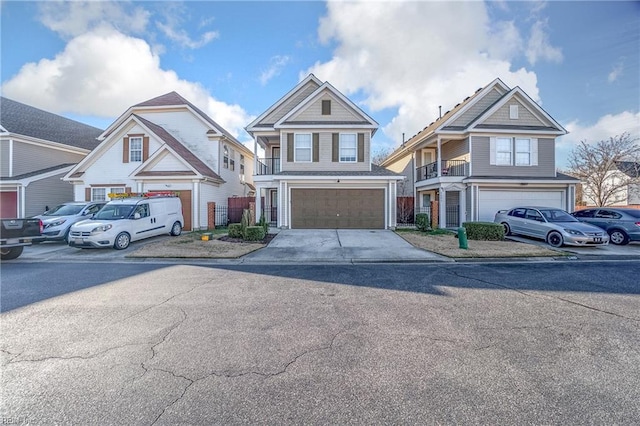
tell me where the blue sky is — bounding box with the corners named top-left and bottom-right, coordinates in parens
top-left (1, 1), bottom-right (638, 169)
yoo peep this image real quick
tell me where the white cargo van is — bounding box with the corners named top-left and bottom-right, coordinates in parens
top-left (68, 196), bottom-right (184, 250)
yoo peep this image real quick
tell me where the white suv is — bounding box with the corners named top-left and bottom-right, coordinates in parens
top-left (68, 196), bottom-right (184, 250)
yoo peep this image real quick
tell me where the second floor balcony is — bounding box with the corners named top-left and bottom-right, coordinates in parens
top-left (416, 160), bottom-right (468, 181)
top-left (256, 157), bottom-right (281, 175)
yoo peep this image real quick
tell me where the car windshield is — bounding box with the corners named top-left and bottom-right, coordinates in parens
top-left (93, 204), bottom-right (136, 220)
top-left (539, 209), bottom-right (577, 223)
top-left (43, 204), bottom-right (84, 216)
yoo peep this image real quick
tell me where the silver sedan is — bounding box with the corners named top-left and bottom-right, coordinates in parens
top-left (494, 206), bottom-right (609, 248)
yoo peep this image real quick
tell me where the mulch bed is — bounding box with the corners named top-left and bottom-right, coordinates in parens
top-left (218, 233), bottom-right (276, 244)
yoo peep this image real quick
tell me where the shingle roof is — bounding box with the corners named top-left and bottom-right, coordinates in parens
top-left (616, 161), bottom-right (640, 178)
top-left (133, 91), bottom-right (240, 144)
top-left (0, 163), bottom-right (75, 180)
top-left (133, 114), bottom-right (224, 183)
top-left (0, 97), bottom-right (102, 150)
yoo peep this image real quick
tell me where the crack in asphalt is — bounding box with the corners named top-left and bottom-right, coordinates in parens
top-left (5, 343), bottom-right (150, 365)
top-left (114, 283), bottom-right (203, 325)
top-left (443, 267), bottom-right (640, 322)
top-left (148, 328), bottom-right (348, 425)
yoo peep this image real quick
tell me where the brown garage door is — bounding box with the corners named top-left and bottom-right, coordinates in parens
top-left (291, 189), bottom-right (384, 229)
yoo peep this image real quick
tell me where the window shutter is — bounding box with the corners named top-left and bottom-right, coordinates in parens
top-left (531, 138), bottom-right (538, 166)
top-left (489, 137), bottom-right (496, 165)
top-left (123, 137), bottom-right (130, 163)
top-left (287, 133), bottom-right (294, 162)
top-left (85, 188), bottom-right (91, 201)
top-left (143, 136), bottom-right (150, 161)
top-left (332, 133), bottom-right (339, 162)
top-left (357, 133), bottom-right (365, 163)
top-left (312, 133), bottom-right (319, 162)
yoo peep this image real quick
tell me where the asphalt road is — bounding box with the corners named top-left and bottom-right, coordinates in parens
top-left (1, 262), bottom-right (639, 424)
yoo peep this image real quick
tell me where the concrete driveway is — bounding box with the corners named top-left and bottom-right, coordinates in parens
top-left (244, 229), bottom-right (449, 263)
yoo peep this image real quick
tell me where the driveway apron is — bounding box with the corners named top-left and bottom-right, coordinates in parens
top-left (244, 229), bottom-right (448, 263)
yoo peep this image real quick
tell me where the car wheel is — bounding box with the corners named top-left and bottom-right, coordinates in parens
top-left (546, 231), bottom-right (564, 248)
top-left (608, 229), bottom-right (629, 245)
top-left (170, 221), bottom-right (182, 236)
top-left (0, 246), bottom-right (24, 260)
top-left (113, 232), bottom-right (131, 250)
top-left (502, 222), bottom-right (512, 236)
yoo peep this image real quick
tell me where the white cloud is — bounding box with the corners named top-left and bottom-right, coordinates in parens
top-left (155, 3), bottom-right (219, 50)
top-left (556, 111), bottom-right (640, 168)
top-left (608, 59), bottom-right (624, 83)
top-left (1, 28), bottom-right (251, 139)
top-left (38, 1), bottom-right (150, 38)
top-left (305, 1), bottom-right (539, 148)
top-left (526, 19), bottom-right (563, 65)
top-left (260, 56), bottom-right (291, 85)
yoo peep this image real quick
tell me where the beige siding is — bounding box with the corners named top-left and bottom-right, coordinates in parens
top-left (441, 138), bottom-right (469, 160)
top-left (0, 140), bottom-right (9, 177)
top-left (25, 172), bottom-right (74, 217)
top-left (450, 87), bottom-right (505, 128)
top-left (471, 136), bottom-right (556, 177)
top-left (13, 142), bottom-right (84, 176)
top-left (281, 130), bottom-right (370, 172)
top-left (290, 94), bottom-right (362, 123)
top-left (261, 81), bottom-right (321, 124)
top-left (482, 95), bottom-right (553, 127)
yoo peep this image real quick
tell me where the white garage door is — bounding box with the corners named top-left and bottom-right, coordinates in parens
top-left (478, 190), bottom-right (564, 222)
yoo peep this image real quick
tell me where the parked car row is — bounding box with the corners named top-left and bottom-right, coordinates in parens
top-left (31, 195), bottom-right (184, 250)
top-left (495, 206), bottom-right (640, 247)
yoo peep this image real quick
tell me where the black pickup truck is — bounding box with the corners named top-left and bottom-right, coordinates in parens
top-left (0, 218), bottom-right (43, 260)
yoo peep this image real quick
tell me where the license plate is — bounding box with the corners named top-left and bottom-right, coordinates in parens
top-left (74, 238), bottom-right (84, 244)
top-left (593, 237), bottom-right (601, 243)
top-left (6, 238), bottom-right (19, 245)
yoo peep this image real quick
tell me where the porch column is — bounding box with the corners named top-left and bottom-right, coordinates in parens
top-left (439, 187), bottom-right (446, 228)
top-left (437, 136), bottom-right (442, 177)
top-left (253, 136), bottom-right (258, 178)
top-left (192, 180), bottom-right (199, 230)
top-left (279, 180), bottom-right (287, 228)
top-left (255, 184), bottom-right (262, 223)
top-left (19, 184), bottom-right (26, 218)
top-left (459, 188), bottom-right (466, 226)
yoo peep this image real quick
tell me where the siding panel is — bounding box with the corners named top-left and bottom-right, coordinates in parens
top-left (471, 136), bottom-right (555, 177)
top-left (262, 81), bottom-right (321, 124)
top-left (482, 96), bottom-right (552, 127)
top-left (0, 140), bottom-right (10, 177)
top-left (13, 142), bottom-right (84, 175)
top-left (25, 172), bottom-right (74, 217)
top-left (441, 139), bottom-right (469, 160)
top-left (281, 131), bottom-right (370, 172)
top-left (450, 87), bottom-right (505, 128)
top-left (291, 94), bottom-right (362, 123)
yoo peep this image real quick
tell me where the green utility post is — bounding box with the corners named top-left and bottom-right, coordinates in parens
top-left (457, 226), bottom-right (468, 249)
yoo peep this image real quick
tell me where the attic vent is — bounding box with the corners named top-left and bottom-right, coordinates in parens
top-left (509, 104), bottom-right (519, 119)
top-left (322, 100), bottom-right (331, 115)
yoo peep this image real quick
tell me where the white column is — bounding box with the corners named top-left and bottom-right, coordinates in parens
top-left (192, 180), bottom-right (199, 230)
top-left (459, 188), bottom-right (466, 226)
top-left (437, 136), bottom-right (442, 176)
top-left (9, 139), bottom-right (13, 177)
top-left (253, 136), bottom-right (258, 176)
top-left (439, 188), bottom-right (446, 228)
top-left (19, 184), bottom-right (26, 218)
top-left (255, 184), bottom-right (262, 223)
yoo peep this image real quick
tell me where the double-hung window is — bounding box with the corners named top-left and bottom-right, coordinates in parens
top-left (223, 146), bottom-right (229, 169)
top-left (339, 133), bottom-right (357, 162)
top-left (515, 138), bottom-right (531, 166)
top-left (129, 137), bottom-right (143, 162)
top-left (294, 134), bottom-right (312, 162)
top-left (495, 137), bottom-right (512, 165)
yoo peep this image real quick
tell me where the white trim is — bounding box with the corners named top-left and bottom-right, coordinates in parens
top-left (1, 133), bottom-right (92, 155)
top-left (9, 139), bottom-right (13, 177)
top-left (293, 133), bottom-right (312, 163)
top-left (339, 133), bottom-right (357, 163)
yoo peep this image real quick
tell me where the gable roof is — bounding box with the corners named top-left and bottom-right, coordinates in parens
top-left (101, 91), bottom-right (246, 152)
top-left (0, 97), bottom-right (102, 150)
top-left (133, 115), bottom-right (224, 182)
top-left (381, 78), bottom-right (566, 167)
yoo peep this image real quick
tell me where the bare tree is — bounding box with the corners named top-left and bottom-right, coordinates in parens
top-left (568, 133), bottom-right (640, 206)
top-left (371, 148), bottom-right (392, 165)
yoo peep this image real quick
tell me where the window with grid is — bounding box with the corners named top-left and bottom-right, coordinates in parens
top-left (223, 145), bottom-right (229, 168)
top-left (339, 133), bottom-right (357, 162)
top-left (295, 134), bottom-right (312, 162)
top-left (130, 137), bottom-right (143, 162)
top-left (92, 188), bottom-right (106, 201)
top-left (496, 137), bottom-right (512, 165)
top-left (515, 138), bottom-right (531, 166)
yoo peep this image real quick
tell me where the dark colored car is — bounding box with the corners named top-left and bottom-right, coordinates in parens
top-left (571, 208), bottom-right (640, 245)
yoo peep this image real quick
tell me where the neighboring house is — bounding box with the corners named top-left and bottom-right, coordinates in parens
top-left (381, 78), bottom-right (578, 227)
top-left (245, 74), bottom-right (403, 229)
top-left (0, 97), bottom-right (102, 218)
top-left (63, 92), bottom-right (254, 231)
top-left (580, 161), bottom-right (640, 206)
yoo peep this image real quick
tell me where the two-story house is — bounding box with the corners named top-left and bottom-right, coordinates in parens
top-left (245, 74), bottom-right (403, 229)
top-left (63, 92), bottom-right (254, 231)
top-left (381, 78), bottom-right (578, 228)
top-left (1, 97), bottom-right (102, 218)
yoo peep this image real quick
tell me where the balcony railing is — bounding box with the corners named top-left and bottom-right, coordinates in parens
top-left (256, 158), bottom-right (281, 175)
top-left (416, 160), bottom-right (468, 181)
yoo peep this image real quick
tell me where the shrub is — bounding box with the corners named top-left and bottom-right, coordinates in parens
top-left (243, 226), bottom-right (266, 241)
top-left (415, 213), bottom-right (430, 232)
top-left (228, 223), bottom-right (243, 238)
top-left (462, 222), bottom-right (504, 241)
top-left (258, 215), bottom-right (269, 235)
